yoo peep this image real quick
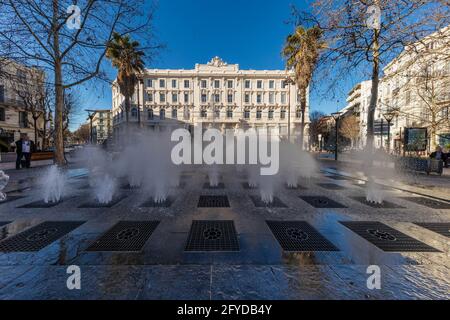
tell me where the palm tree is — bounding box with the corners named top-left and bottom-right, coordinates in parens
top-left (106, 32), bottom-right (145, 127)
top-left (282, 26), bottom-right (326, 148)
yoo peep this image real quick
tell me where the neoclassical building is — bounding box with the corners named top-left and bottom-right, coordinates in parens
top-left (112, 57), bottom-right (309, 144)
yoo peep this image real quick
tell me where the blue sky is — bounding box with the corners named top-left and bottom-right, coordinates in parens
top-left (72, 0), bottom-right (356, 130)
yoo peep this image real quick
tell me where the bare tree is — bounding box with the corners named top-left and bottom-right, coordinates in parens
top-left (293, 0), bottom-right (449, 151)
top-left (73, 123), bottom-right (90, 143)
top-left (339, 115), bottom-right (360, 148)
top-left (308, 110), bottom-right (326, 147)
top-left (0, 0), bottom-right (159, 165)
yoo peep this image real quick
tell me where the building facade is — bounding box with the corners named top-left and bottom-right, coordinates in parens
top-left (0, 60), bottom-right (45, 152)
top-left (91, 109), bottom-right (112, 144)
top-left (112, 57), bottom-right (309, 144)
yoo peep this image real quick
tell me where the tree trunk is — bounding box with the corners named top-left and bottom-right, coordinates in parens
top-left (33, 117), bottom-right (38, 150)
top-left (367, 28), bottom-right (380, 152)
top-left (300, 87), bottom-right (307, 150)
top-left (52, 0), bottom-right (65, 165)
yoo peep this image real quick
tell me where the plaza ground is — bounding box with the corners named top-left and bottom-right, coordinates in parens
top-left (0, 158), bottom-right (449, 300)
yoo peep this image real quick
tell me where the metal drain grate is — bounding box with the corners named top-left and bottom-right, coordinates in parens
top-left (266, 221), bottom-right (338, 251)
top-left (0, 221), bottom-right (85, 252)
top-left (140, 197), bottom-right (173, 208)
top-left (400, 197), bottom-right (450, 209)
top-left (185, 220), bottom-right (239, 251)
top-left (18, 199), bottom-right (64, 208)
top-left (299, 196), bottom-right (347, 208)
top-left (284, 184), bottom-right (307, 190)
top-left (351, 196), bottom-right (405, 208)
top-left (0, 196), bottom-right (24, 205)
top-left (326, 175), bottom-right (351, 181)
top-left (339, 221), bottom-right (440, 252)
top-left (87, 221), bottom-right (160, 251)
top-left (197, 195), bottom-right (230, 207)
top-left (0, 222), bottom-right (11, 227)
top-left (414, 223), bottom-right (450, 238)
top-left (242, 182), bottom-right (257, 189)
top-left (317, 183), bottom-right (346, 190)
top-left (203, 182), bottom-right (225, 189)
top-left (78, 195), bottom-right (127, 208)
top-left (249, 195), bottom-right (288, 208)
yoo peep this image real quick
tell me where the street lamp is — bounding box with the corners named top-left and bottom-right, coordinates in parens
top-left (318, 133), bottom-right (322, 152)
top-left (382, 109), bottom-right (398, 153)
top-left (284, 76), bottom-right (295, 142)
top-left (331, 111), bottom-right (342, 161)
top-left (85, 109), bottom-right (97, 144)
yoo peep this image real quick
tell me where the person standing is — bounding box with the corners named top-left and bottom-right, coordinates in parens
top-left (15, 134), bottom-right (35, 169)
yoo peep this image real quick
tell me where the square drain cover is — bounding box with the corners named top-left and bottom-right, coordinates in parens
top-left (0, 222), bottom-right (12, 227)
top-left (140, 197), bottom-right (173, 208)
top-left (339, 221), bottom-right (440, 252)
top-left (87, 221), bottom-right (160, 251)
top-left (250, 195), bottom-right (288, 208)
top-left (185, 220), bottom-right (239, 251)
top-left (300, 196), bottom-right (347, 208)
top-left (0, 221), bottom-right (85, 252)
top-left (351, 196), bottom-right (405, 208)
top-left (414, 223), bottom-right (450, 238)
top-left (0, 196), bottom-right (25, 205)
top-left (18, 199), bottom-right (64, 208)
top-left (266, 221), bottom-right (338, 251)
top-left (203, 182), bottom-right (225, 189)
top-left (317, 183), bottom-right (346, 190)
top-left (78, 195), bottom-right (127, 208)
top-left (242, 182), bottom-right (257, 189)
top-left (197, 195), bottom-right (230, 208)
top-left (400, 197), bottom-right (450, 209)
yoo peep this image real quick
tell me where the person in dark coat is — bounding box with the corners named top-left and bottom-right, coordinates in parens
top-left (15, 134), bottom-right (35, 169)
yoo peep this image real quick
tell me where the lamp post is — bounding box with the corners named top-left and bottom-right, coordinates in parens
top-left (85, 109), bottom-right (97, 144)
top-left (318, 133), bottom-right (322, 152)
top-left (331, 112), bottom-right (342, 161)
top-left (284, 76), bottom-right (295, 143)
top-left (382, 109), bottom-right (397, 153)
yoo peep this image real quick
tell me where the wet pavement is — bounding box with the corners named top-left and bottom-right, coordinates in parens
top-left (0, 165), bottom-right (449, 299)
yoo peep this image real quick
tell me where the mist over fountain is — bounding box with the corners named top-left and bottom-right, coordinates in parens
top-left (40, 165), bottom-right (66, 203)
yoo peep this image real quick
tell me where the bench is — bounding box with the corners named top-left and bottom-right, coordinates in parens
top-left (394, 157), bottom-right (443, 175)
top-left (31, 151), bottom-right (54, 161)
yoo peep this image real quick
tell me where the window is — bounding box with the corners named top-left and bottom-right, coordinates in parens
top-left (214, 80), bottom-right (220, 88)
top-left (281, 80), bottom-right (286, 89)
top-left (160, 109), bottom-right (165, 119)
top-left (147, 79), bottom-right (153, 88)
top-left (201, 80), bottom-right (207, 88)
top-left (281, 93), bottom-right (286, 104)
top-left (269, 92), bottom-right (274, 104)
top-left (280, 109), bottom-right (286, 119)
top-left (19, 111), bottom-right (28, 128)
top-left (256, 110), bottom-right (262, 119)
top-left (184, 107), bottom-right (190, 119)
top-left (172, 79), bottom-right (177, 88)
top-left (184, 80), bottom-right (190, 88)
top-left (184, 93), bottom-right (189, 103)
top-left (268, 110), bottom-right (274, 119)
top-left (296, 108), bottom-right (302, 119)
top-left (0, 107), bottom-right (5, 121)
top-left (257, 80), bottom-right (262, 89)
top-left (160, 93), bottom-right (166, 103)
top-left (0, 85), bottom-right (4, 102)
top-left (147, 93), bottom-right (153, 102)
top-left (159, 79), bottom-right (165, 88)
top-left (172, 93), bottom-right (178, 103)
top-left (269, 80), bottom-right (274, 89)
top-left (214, 94), bottom-right (220, 103)
top-left (227, 80), bottom-right (233, 88)
top-left (244, 93), bottom-right (250, 103)
top-left (148, 109), bottom-right (154, 120)
top-left (201, 109), bottom-right (207, 118)
top-left (201, 94), bottom-right (207, 103)
top-left (244, 109), bottom-right (250, 119)
top-left (227, 94), bottom-right (233, 103)
top-left (172, 108), bottom-right (177, 118)
top-left (131, 108), bottom-right (137, 117)
top-left (227, 108), bottom-right (233, 118)
top-left (257, 94), bottom-right (262, 104)
top-left (245, 80), bottom-right (250, 89)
